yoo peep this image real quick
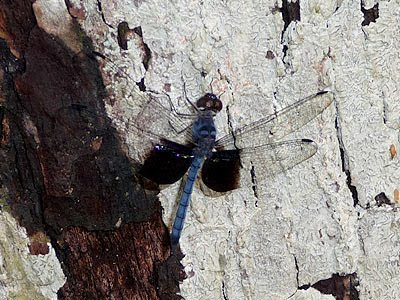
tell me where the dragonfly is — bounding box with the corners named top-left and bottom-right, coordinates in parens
top-left (74, 52), bottom-right (333, 246)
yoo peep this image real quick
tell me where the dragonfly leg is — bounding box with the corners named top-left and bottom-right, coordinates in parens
top-left (182, 80), bottom-right (200, 112)
top-left (162, 90), bottom-right (198, 118)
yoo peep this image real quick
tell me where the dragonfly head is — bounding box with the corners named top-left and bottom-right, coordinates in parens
top-left (196, 93), bottom-right (223, 113)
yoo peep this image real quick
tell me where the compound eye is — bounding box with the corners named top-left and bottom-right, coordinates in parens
top-left (214, 99), bottom-right (223, 112)
top-left (196, 97), bottom-right (206, 109)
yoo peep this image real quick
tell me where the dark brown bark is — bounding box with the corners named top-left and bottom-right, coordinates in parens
top-left (0, 1), bottom-right (183, 299)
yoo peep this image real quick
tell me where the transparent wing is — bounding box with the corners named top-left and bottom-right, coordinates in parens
top-left (120, 94), bottom-right (195, 143)
top-left (239, 139), bottom-right (318, 178)
top-left (216, 91), bottom-right (333, 150)
top-left (57, 102), bottom-right (192, 147)
top-left (88, 51), bottom-right (197, 144)
top-left (200, 139), bottom-right (317, 193)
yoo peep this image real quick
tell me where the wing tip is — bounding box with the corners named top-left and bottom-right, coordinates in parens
top-left (316, 90), bottom-right (334, 96)
top-left (316, 90), bottom-right (334, 105)
top-left (300, 138), bottom-right (318, 153)
top-left (301, 138), bottom-right (314, 143)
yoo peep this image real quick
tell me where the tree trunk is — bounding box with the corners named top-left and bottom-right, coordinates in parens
top-left (0, 1), bottom-right (183, 299)
top-left (1, 0), bottom-right (399, 299)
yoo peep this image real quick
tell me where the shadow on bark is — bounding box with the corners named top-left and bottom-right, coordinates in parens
top-left (0, 1), bottom-right (184, 299)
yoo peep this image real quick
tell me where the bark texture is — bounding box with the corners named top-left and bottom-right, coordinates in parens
top-left (0, 1), bottom-right (183, 299)
top-left (1, 0), bottom-right (400, 300)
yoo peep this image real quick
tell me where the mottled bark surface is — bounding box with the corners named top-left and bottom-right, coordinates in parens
top-left (0, 1), bottom-right (183, 299)
top-left (2, 0), bottom-right (400, 299)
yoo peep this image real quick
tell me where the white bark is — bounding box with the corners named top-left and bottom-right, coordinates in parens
top-left (3, 0), bottom-right (400, 299)
top-left (0, 194), bottom-right (65, 299)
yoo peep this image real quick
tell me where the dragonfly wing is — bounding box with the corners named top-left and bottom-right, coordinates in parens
top-left (201, 150), bottom-right (241, 193)
top-left (201, 139), bottom-right (316, 192)
top-left (88, 51), bottom-right (197, 144)
top-left (132, 94), bottom-right (195, 143)
top-left (239, 139), bottom-right (318, 179)
top-left (140, 139), bottom-right (194, 184)
top-left (58, 93), bottom-right (195, 147)
top-left (215, 91), bottom-right (333, 150)
top-left (55, 104), bottom-right (194, 184)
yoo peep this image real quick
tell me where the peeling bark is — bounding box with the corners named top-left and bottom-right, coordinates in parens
top-left (311, 273), bottom-right (359, 300)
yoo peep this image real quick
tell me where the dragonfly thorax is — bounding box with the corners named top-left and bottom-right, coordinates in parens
top-left (192, 111), bottom-right (217, 157)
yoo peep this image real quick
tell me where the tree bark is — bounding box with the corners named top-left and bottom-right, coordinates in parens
top-left (1, 0), bottom-right (400, 300)
top-left (0, 1), bottom-right (183, 299)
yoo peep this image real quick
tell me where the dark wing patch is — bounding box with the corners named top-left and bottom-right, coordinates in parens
top-left (201, 150), bottom-right (241, 193)
top-left (140, 140), bottom-right (194, 185)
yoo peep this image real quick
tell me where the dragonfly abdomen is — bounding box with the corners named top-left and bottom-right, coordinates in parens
top-left (171, 156), bottom-right (204, 245)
